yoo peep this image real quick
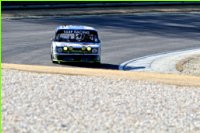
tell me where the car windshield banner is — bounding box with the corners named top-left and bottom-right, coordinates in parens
top-left (56, 30), bottom-right (97, 35)
top-left (63, 30), bottom-right (90, 34)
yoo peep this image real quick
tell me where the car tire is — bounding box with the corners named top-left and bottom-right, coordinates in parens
top-left (51, 54), bottom-right (57, 64)
top-left (52, 60), bottom-right (57, 64)
top-left (94, 62), bottom-right (101, 66)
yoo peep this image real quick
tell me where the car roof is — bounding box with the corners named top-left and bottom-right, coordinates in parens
top-left (56, 25), bottom-right (96, 31)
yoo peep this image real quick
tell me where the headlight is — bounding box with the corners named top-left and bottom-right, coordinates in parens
top-left (87, 47), bottom-right (91, 51)
top-left (92, 48), bottom-right (98, 54)
top-left (69, 46), bottom-right (73, 51)
top-left (82, 46), bottom-right (86, 51)
top-left (63, 47), bottom-right (68, 51)
top-left (57, 47), bottom-right (63, 53)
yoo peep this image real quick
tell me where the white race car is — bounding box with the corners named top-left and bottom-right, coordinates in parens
top-left (51, 25), bottom-right (101, 64)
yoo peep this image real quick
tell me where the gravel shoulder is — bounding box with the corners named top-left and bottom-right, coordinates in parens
top-left (3, 69), bottom-right (200, 133)
top-left (3, 54), bottom-right (200, 132)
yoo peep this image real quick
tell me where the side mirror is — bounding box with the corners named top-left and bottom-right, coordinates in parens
top-left (51, 38), bottom-right (54, 42)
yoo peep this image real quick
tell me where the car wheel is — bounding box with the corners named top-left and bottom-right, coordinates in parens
top-left (94, 62), bottom-right (101, 66)
top-left (51, 54), bottom-right (57, 64)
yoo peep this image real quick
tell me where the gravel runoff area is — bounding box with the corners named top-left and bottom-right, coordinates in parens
top-left (3, 69), bottom-right (200, 133)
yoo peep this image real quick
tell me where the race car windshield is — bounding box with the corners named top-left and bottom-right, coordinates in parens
top-left (55, 30), bottom-right (100, 43)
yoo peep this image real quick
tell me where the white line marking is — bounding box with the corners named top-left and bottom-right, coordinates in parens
top-left (119, 48), bottom-right (200, 72)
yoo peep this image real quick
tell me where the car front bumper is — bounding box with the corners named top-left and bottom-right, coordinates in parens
top-left (52, 54), bottom-right (101, 63)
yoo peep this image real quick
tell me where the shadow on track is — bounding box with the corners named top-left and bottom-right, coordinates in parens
top-left (24, 13), bottom-right (200, 40)
top-left (58, 62), bottom-right (119, 70)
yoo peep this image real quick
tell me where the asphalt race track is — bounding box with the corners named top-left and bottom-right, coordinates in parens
top-left (2, 12), bottom-right (200, 69)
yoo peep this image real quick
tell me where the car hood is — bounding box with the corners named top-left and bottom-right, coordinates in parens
top-left (53, 42), bottom-right (100, 48)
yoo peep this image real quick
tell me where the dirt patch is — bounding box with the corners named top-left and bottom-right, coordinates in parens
top-left (177, 54), bottom-right (200, 76)
top-left (2, 63), bottom-right (200, 87)
top-left (176, 56), bottom-right (194, 72)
